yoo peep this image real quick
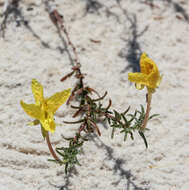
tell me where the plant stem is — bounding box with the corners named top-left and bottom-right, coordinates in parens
top-left (141, 93), bottom-right (152, 129)
top-left (46, 132), bottom-right (60, 162)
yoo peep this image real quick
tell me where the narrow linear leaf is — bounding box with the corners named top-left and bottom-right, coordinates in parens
top-left (138, 131), bottom-right (148, 148)
top-left (63, 119), bottom-right (85, 124)
top-left (123, 106), bottom-right (130, 115)
top-left (148, 114), bottom-right (159, 120)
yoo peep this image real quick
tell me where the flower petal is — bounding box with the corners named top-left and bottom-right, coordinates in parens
top-left (128, 73), bottom-right (148, 85)
top-left (28, 120), bottom-right (40, 126)
top-left (41, 125), bottom-right (48, 138)
top-left (20, 101), bottom-right (42, 120)
top-left (129, 53), bottom-right (162, 91)
top-left (135, 83), bottom-right (145, 90)
top-left (40, 116), bottom-right (56, 133)
top-left (148, 71), bottom-right (161, 89)
top-left (140, 53), bottom-right (154, 75)
top-left (31, 79), bottom-right (44, 105)
top-left (46, 88), bottom-right (71, 113)
top-left (49, 120), bottom-right (56, 133)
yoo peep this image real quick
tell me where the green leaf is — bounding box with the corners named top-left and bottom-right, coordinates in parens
top-left (140, 105), bottom-right (145, 114)
top-left (122, 106), bottom-right (130, 115)
top-left (124, 133), bottom-right (128, 141)
top-left (130, 132), bottom-right (134, 140)
top-left (138, 131), bottom-right (148, 148)
top-left (41, 125), bottom-right (47, 139)
top-left (28, 119), bottom-right (40, 126)
top-left (121, 114), bottom-right (129, 126)
top-left (111, 127), bottom-right (115, 139)
top-left (148, 114), bottom-right (159, 120)
top-left (65, 163), bottom-right (68, 175)
top-left (113, 110), bottom-right (121, 121)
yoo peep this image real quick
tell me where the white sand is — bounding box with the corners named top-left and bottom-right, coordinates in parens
top-left (0, 0), bottom-right (189, 189)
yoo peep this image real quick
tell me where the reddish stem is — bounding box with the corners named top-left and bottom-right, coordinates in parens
top-left (46, 132), bottom-right (60, 162)
top-left (141, 93), bottom-right (152, 129)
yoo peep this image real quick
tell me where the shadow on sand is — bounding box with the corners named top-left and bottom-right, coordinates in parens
top-left (117, 2), bottom-right (148, 73)
top-left (0, 0), bottom-right (52, 49)
top-left (143, 0), bottom-right (189, 22)
top-left (53, 134), bottom-right (149, 190)
top-left (92, 136), bottom-right (150, 190)
top-left (82, 0), bottom-right (120, 21)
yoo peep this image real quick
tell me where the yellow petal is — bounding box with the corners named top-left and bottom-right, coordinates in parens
top-left (135, 83), bottom-right (145, 90)
top-left (31, 79), bottom-right (44, 105)
top-left (41, 115), bottom-right (56, 133)
top-left (140, 53), bottom-right (161, 88)
top-left (28, 120), bottom-right (40, 126)
top-left (147, 71), bottom-right (161, 89)
top-left (128, 73), bottom-right (148, 85)
top-left (20, 101), bottom-right (42, 120)
top-left (41, 125), bottom-right (48, 139)
top-left (140, 53), bottom-right (155, 75)
top-left (128, 53), bottom-right (162, 91)
top-left (46, 88), bottom-right (71, 113)
top-left (49, 120), bottom-right (56, 133)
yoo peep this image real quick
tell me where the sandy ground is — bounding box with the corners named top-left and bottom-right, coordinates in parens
top-left (0, 0), bottom-right (189, 189)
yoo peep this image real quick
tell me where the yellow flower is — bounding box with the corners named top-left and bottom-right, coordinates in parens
top-left (20, 79), bottom-right (71, 134)
top-left (128, 53), bottom-right (162, 92)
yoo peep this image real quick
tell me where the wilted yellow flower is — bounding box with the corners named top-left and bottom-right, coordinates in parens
top-left (128, 53), bottom-right (162, 92)
top-left (20, 79), bottom-right (71, 134)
